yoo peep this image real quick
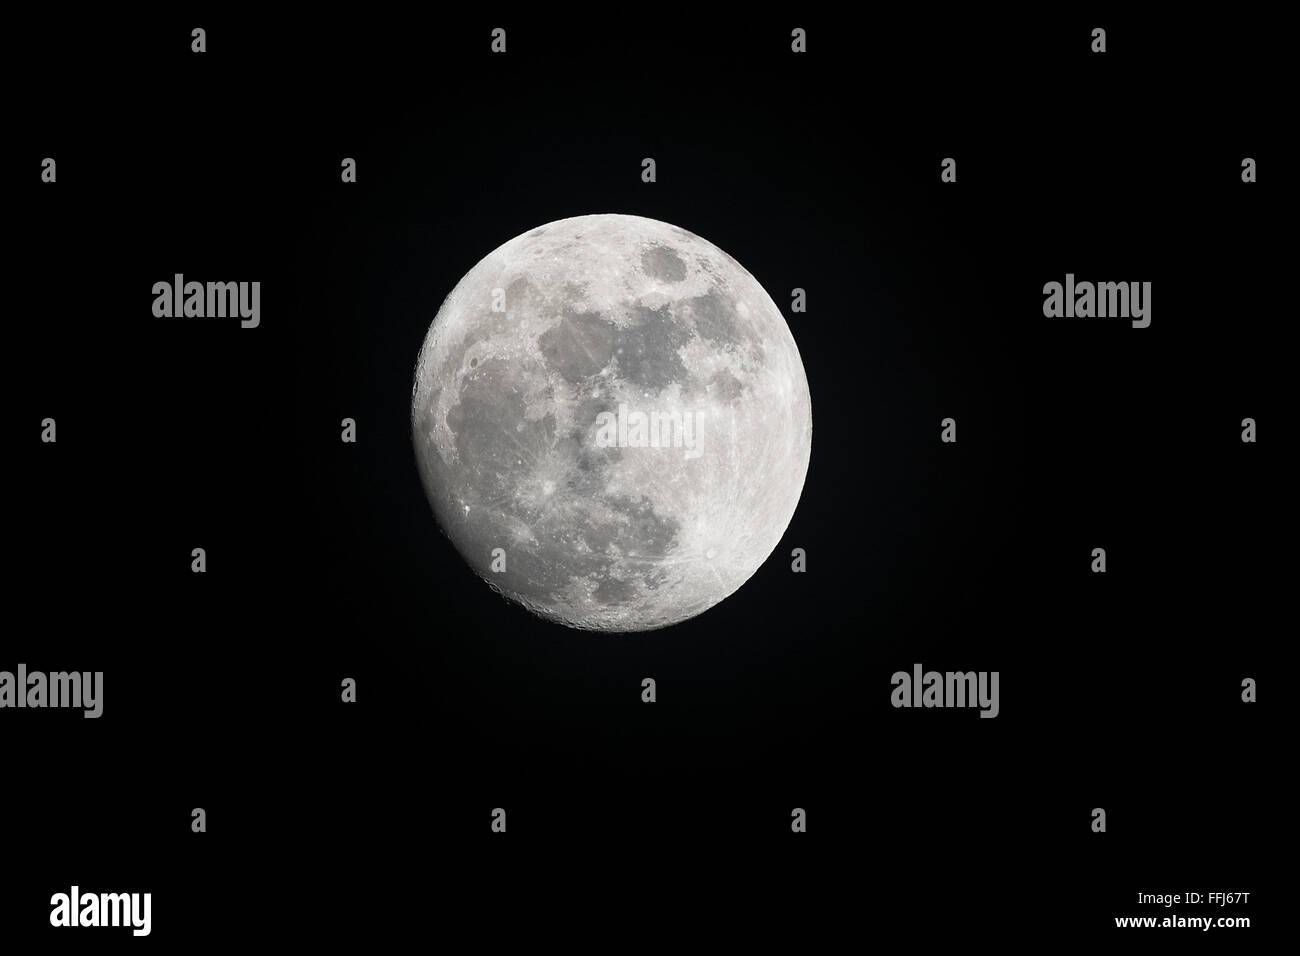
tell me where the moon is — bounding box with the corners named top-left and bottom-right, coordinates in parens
top-left (411, 214), bottom-right (812, 632)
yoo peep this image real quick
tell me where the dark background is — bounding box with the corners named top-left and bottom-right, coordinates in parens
top-left (8, 10), bottom-right (1280, 946)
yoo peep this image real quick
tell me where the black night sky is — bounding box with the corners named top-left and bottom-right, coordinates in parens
top-left (9, 11), bottom-right (1281, 946)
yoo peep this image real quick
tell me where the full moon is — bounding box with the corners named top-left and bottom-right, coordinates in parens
top-left (411, 214), bottom-right (812, 632)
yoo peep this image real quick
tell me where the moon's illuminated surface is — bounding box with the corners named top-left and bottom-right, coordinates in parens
top-left (411, 214), bottom-right (812, 631)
